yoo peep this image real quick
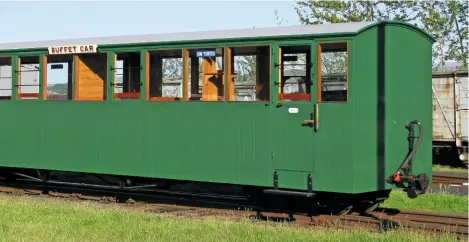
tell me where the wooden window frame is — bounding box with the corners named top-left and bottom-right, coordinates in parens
top-left (146, 49), bottom-right (184, 102)
top-left (317, 41), bottom-right (349, 103)
top-left (184, 47), bottom-right (225, 102)
top-left (42, 55), bottom-right (48, 101)
top-left (226, 45), bottom-right (271, 103)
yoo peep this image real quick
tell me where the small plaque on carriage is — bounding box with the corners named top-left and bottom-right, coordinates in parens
top-left (288, 108), bottom-right (299, 114)
top-left (196, 50), bottom-right (216, 58)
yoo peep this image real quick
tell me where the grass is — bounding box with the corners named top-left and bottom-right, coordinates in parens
top-left (382, 190), bottom-right (468, 214)
top-left (432, 164), bottom-right (468, 173)
top-left (0, 194), bottom-right (462, 242)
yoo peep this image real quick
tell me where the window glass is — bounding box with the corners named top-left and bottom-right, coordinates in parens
top-left (319, 42), bottom-right (348, 102)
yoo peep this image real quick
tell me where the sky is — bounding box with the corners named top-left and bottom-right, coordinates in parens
top-left (0, 0), bottom-right (300, 85)
top-left (0, 1), bottom-right (299, 42)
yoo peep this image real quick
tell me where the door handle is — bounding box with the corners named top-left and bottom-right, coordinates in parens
top-left (303, 104), bottom-right (319, 130)
top-left (314, 103), bottom-right (319, 131)
top-left (303, 119), bottom-right (314, 126)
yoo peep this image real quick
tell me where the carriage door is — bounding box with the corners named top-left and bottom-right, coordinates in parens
top-left (271, 42), bottom-right (315, 184)
top-left (312, 41), bottom-right (351, 187)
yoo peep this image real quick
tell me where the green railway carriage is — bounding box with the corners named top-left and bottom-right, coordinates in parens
top-left (0, 21), bottom-right (435, 212)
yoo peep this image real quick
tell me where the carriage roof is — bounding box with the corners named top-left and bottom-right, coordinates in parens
top-left (0, 21), bottom-right (435, 52)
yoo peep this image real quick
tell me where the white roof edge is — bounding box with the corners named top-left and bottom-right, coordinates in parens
top-left (0, 21), bottom-right (376, 51)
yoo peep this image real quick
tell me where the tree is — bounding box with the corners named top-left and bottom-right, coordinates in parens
top-left (293, 0), bottom-right (468, 70)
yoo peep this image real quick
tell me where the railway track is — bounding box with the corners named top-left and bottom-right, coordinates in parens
top-left (433, 171), bottom-right (468, 186)
top-left (0, 183), bottom-right (466, 240)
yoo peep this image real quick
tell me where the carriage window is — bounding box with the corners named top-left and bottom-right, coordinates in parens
top-left (18, 56), bottom-right (40, 100)
top-left (148, 49), bottom-right (183, 101)
top-left (318, 42), bottom-right (348, 102)
top-left (186, 48), bottom-right (224, 101)
top-left (226, 46), bottom-right (270, 102)
top-left (0, 57), bottom-right (12, 100)
top-left (114, 52), bottom-right (141, 100)
top-left (46, 55), bottom-right (73, 100)
top-left (278, 45), bottom-right (311, 101)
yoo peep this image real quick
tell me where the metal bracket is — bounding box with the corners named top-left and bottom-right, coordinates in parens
top-left (110, 66), bottom-right (143, 71)
top-left (110, 82), bottom-right (142, 87)
top-left (307, 174), bottom-right (313, 193)
top-left (273, 171), bottom-right (278, 189)
top-left (14, 84), bottom-right (41, 87)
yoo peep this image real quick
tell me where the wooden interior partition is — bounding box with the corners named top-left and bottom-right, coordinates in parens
top-left (202, 57), bottom-right (222, 101)
top-left (76, 54), bottom-right (107, 100)
top-left (42, 55), bottom-right (48, 100)
top-left (227, 48), bottom-right (236, 101)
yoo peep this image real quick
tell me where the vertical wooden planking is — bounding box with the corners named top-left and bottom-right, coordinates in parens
top-left (226, 47), bottom-right (235, 101)
top-left (75, 54), bottom-right (107, 100)
top-left (202, 57), bottom-right (218, 101)
top-left (40, 55), bottom-right (47, 100)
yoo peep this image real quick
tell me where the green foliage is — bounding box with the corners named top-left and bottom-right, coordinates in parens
top-left (234, 55), bottom-right (256, 84)
top-left (320, 51), bottom-right (347, 75)
top-left (432, 164), bottom-right (468, 173)
top-left (162, 58), bottom-right (183, 79)
top-left (382, 190), bottom-right (468, 214)
top-left (293, 0), bottom-right (468, 70)
top-left (47, 83), bottom-right (68, 95)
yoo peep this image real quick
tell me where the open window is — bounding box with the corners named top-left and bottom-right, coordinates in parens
top-left (278, 45), bottom-right (311, 101)
top-left (45, 55), bottom-right (73, 100)
top-left (147, 49), bottom-right (183, 101)
top-left (0, 57), bottom-right (12, 100)
top-left (113, 52), bottom-right (141, 100)
top-left (75, 53), bottom-right (107, 101)
top-left (186, 48), bottom-right (224, 101)
top-left (318, 42), bottom-right (348, 102)
top-left (226, 46), bottom-right (270, 101)
top-left (18, 56), bottom-right (40, 100)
